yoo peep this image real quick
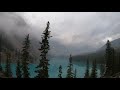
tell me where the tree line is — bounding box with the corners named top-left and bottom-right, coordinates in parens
top-left (0, 21), bottom-right (118, 78)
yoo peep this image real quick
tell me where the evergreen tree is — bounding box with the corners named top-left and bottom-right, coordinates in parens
top-left (58, 65), bottom-right (62, 78)
top-left (66, 54), bottom-right (74, 78)
top-left (100, 64), bottom-right (105, 77)
top-left (84, 59), bottom-right (89, 78)
top-left (118, 52), bottom-right (120, 72)
top-left (112, 48), bottom-right (117, 74)
top-left (21, 34), bottom-right (30, 78)
top-left (104, 40), bottom-right (114, 76)
top-left (18, 50), bottom-right (21, 60)
top-left (5, 51), bottom-right (12, 77)
top-left (90, 60), bottom-right (97, 78)
top-left (74, 68), bottom-right (77, 78)
top-left (15, 49), bottom-right (18, 60)
top-left (35, 21), bottom-right (52, 78)
top-left (16, 50), bottom-right (22, 78)
top-left (16, 59), bottom-right (22, 78)
top-left (0, 35), bottom-right (2, 71)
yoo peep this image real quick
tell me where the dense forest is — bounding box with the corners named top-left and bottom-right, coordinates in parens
top-left (0, 21), bottom-right (120, 78)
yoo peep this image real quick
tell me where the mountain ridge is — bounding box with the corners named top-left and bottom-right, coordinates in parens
top-left (73, 38), bottom-right (120, 64)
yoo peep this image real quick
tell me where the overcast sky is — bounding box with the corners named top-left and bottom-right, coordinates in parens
top-left (1, 12), bottom-right (120, 56)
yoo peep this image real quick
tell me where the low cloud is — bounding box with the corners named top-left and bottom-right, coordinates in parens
top-left (1, 12), bottom-right (120, 56)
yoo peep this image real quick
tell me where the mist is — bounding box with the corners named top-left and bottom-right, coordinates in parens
top-left (1, 12), bottom-right (120, 57)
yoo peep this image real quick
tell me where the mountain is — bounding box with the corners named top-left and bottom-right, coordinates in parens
top-left (100, 38), bottom-right (120, 51)
top-left (0, 13), bottom-right (41, 63)
top-left (0, 12), bottom-right (67, 63)
top-left (73, 38), bottom-right (120, 65)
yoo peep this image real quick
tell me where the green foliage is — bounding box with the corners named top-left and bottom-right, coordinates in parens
top-left (0, 35), bottom-right (2, 71)
top-left (100, 64), bottom-right (105, 77)
top-left (117, 52), bottom-right (120, 73)
top-left (35, 21), bottom-right (52, 78)
top-left (66, 54), bottom-right (74, 78)
top-left (58, 65), bottom-right (62, 78)
top-left (5, 51), bottom-right (12, 77)
top-left (105, 40), bottom-right (115, 76)
top-left (21, 34), bottom-right (30, 78)
top-left (84, 59), bottom-right (89, 78)
top-left (16, 59), bottom-right (22, 78)
top-left (16, 49), bottom-right (22, 78)
top-left (90, 60), bottom-right (97, 78)
top-left (74, 68), bottom-right (77, 78)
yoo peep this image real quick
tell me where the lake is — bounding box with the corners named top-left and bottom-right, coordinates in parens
top-left (1, 58), bottom-right (100, 78)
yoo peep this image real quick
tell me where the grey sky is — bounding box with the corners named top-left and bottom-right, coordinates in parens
top-left (1, 12), bottom-right (120, 56)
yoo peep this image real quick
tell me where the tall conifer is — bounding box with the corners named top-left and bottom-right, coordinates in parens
top-left (35, 21), bottom-right (52, 78)
top-left (21, 34), bottom-right (30, 78)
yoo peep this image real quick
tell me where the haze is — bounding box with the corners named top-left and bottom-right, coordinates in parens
top-left (1, 12), bottom-right (120, 56)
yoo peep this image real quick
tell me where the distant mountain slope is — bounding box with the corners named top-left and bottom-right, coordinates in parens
top-left (100, 38), bottom-right (120, 51)
top-left (0, 12), bottom-right (64, 63)
top-left (73, 38), bottom-right (120, 64)
top-left (0, 13), bottom-right (40, 63)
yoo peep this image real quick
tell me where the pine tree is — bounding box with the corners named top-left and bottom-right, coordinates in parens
top-left (15, 49), bottom-right (18, 60)
top-left (118, 52), bottom-right (120, 72)
top-left (100, 64), bottom-right (105, 77)
top-left (104, 40), bottom-right (114, 76)
top-left (16, 59), bottom-right (22, 78)
top-left (18, 50), bottom-right (21, 60)
top-left (35, 21), bottom-right (52, 78)
top-left (90, 60), bottom-right (97, 78)
top-left (0, 35), bottom-right (2, 71)
top-left (58, 65), bottom-right (62, 78)
top-left (66, 54), bottom-right (74, 78)
top-left (84, 59), bottom-right (89, 78)
top-left (5, 51), bottom-right (12, 77)
top-left (112, 48), bottom-right (117, 74)
top-left (74, 68), bottom-right (77, 78)
top-left (21, 34), bottom-right (30, 78)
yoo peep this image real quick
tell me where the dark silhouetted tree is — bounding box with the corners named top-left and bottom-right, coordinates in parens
top-left (104, 40), bottom-right (114, 76)
top-left (90, 60), bottom-right (97, 78)
top-left (18, 50), bottom-right (21, 60)
top-left (118, 52), bottom-right (120, 72)
top-left (84, 59), bottom-right (89, 78)
top-left (35, 21), bottom-right (52, 78)
top-left (112, 48), bottom-right (116, 74)
top-left (14, 49), bottom-right (18, 60)
top-left (74, 68), bottom-right (77, 78)
top-left (58, 65), bottom-right (62, 78)
top-left (5, 51), bottom-right (12, 77)
top-left (21, 34), bottom-right (30, 78)
top-left (0, 35), bottom-right (2, 71)
top-left (66, 54), bottom-right (74, 78)
top-left (16, 59), bottom-right (22, 78)
top-left (100, 64), bottom-right (105, 77)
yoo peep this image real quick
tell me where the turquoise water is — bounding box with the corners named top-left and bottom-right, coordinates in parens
top-left (1, 58), bottom-right (100, 78)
